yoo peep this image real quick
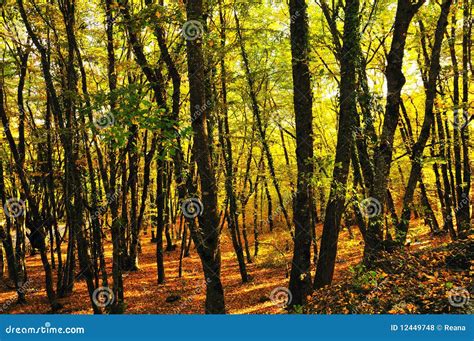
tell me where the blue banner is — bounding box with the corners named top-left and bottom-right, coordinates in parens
top-left (0, 315), bottom-right (472, 340)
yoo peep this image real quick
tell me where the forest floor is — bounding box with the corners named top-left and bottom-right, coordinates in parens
top-left (1, 220), bottom-right (472, 314)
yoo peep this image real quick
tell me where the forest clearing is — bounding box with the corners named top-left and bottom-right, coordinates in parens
top-left (0, 0), bottom-right (473, 315)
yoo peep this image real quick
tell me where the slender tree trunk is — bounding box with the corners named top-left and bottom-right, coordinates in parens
top-left (105, 0), bottom-right (125, 312)
top-left (0, 81), bottom-right (60, 311)
top-left (185, 0), bottom-right (225, 314)
top-left (459, 0), bottom-right (471, 237)
top-left (314, 0), bottom-right (359, 288)
top-left (156, 150), bottom-right (166, 284)
top-left (399, 101), bottom-right (440, 235)
top-left (217, 0), bottom-right (247, 283)
top-left (59, 0), bottom-right (100, 313)
top-left (253, 173), bottom-right (260, 258)
top-left (396, 0), bottom-right (452, 244)
top-left (287, 0), bottom-right (314, 306)
top-left (364, 0), bottom-right (425, 259)
top-left (75, 37), bottom-right (109, 288)
top-left (0, 162), bottom-right (24, 303)
top-left (44, 95), bottom-right (63, 289)
top-left (234, 9), bottom-right (294, 237)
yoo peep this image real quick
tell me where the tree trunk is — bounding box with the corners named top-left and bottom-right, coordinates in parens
top-left (459, 0), bottom-right (471, 237)
top-left (314, 0), bottom-right (359, 288)
top-left (364, 0), bottom-right (425, 259)
top-left (185, 0), bottom-right (225, 314)
top-left (0, 162), bottom-right (24, 303)
top-left (287, 0), bottom-right (314, 306)
top-left (0, 80), bottom-right (60, 311)
top-left (105, 0), bottom-right (124, 312)
top-left (156, 151), bottom-right (166, 284)
top-left (396, 0), bottom-right (452, 244)
top-left (234, 9), bottom-right (294, 237)
top-left (216, 1), bottom-right (248, 281)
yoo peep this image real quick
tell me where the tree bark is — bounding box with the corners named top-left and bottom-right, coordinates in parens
top-left (364, 0), bottom-right (425, 259)
top-left (287, 0), bottom-right (314, 306)
top-left (185, 0), bottom-right (225, 314)
top-left (459, 0), bottom-right (471, 237)
top-left (314, 0), bottom-right (359, 288)
top-left (396, 0), bottom-right (452, 244)
top-left (217, 0), bottom-right (248, 283)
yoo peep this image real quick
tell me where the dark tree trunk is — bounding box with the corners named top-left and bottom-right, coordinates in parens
top-left (178, 221), bottom-right (187, 278)
top-left (74, 29), bottom-right (109, 288)
top-left (239, 127), bottom-right (256, 264)
top-left (60, 0), bottom-right (100, 313)
top-left (0, 80), bottom-right (60, 311)
top-left (396, 0), bottom-right (452, 244)
top-left (364, 0), bottom-right (425, 259)
top-left (459, 0), bottom-right (471, 237)
top-left (44, 95), bottom-right (63, 289)
top-left (217, 0), bottom-right (248, 283)
top-left (253, 173), bottom-right (260, 258)
top-left (0, 162), bottom-right (24, 303)
top-left (156, 150), bottom-right (166, 284)
top-left (287, 0), bottom-right (314, 306)
top-left (429, 121), bottom-right (448, 230)
top-left (314, 0), bottom-right (359, 288)
top-left (263, 178), bottom-right (274, 232)
top-left (430, 81), bottom-right (457, 237)
top-left (447, 8), bottom-right (464, 239)
top-left (399, 101), bottom-right (440, 235)
top-left (185, 0), bottom-right (225, 314)
top-left (126, 130), bottom-right (157, 270)
top-left (105, 0), bottom-right (124, 312)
